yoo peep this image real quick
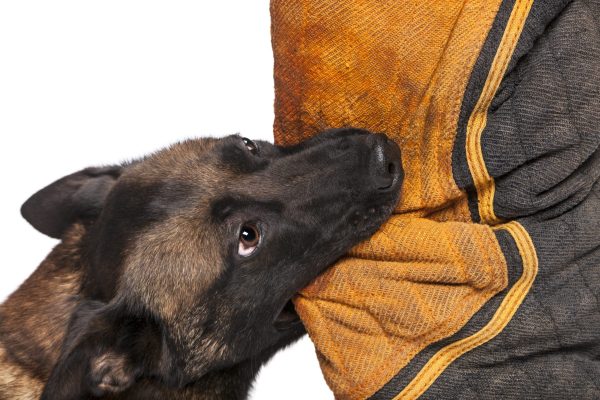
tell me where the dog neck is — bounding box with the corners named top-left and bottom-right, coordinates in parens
top-left (0, 224), bottom-right (85, 399)
top-left (0, 224), bottom-right (260, 400)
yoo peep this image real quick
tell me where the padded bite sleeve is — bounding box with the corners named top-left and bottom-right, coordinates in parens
top-left (271, 0), bottom-right (600, 398)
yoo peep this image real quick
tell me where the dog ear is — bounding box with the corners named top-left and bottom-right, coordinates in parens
top-left (41, 302), bottom-right (163, 400)
top-left (21, 166), bottom-right (123, 238)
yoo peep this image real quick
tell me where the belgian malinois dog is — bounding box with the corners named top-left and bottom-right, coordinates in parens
top-left (0, 128), bottom-right (402, 400)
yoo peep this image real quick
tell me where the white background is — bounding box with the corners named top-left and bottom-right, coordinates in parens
top-left (0, 1), bottom-right (333, 398)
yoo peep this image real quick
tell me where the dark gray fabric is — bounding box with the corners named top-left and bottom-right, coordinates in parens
top-left (452, 0), bottom-right (571, 222)
top-left (452, 0), bottom-right (518, 222)
top-left (361, 0), bottom-right (600, 397)
top-left (425, 1), bottom-right (600, 398)
top-left (368, 230), bottom-right (524, 400)
top-left (424, 182), bottom-right (600, 399)
top-left (485, 0), bottom-right (600, 219)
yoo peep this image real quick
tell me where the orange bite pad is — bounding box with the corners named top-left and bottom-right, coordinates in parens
top-left (271, 1), bottom-right (513, 398)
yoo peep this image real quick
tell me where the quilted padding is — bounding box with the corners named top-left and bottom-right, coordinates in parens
top-left (271, 0), bottom-right (600, 398)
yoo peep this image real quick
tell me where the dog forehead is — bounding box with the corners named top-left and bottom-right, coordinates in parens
top-left (112, 138), bottom-right (240, 215)
top-left (92, 140), bottom-right (233, 317)
top-left (129, 137), bottom-right (224, 180)
top-left (118, 211), bottom-right (224, 321)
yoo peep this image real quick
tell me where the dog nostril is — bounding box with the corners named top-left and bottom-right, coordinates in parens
top-left (368, 135), bottom-right (402, 191)
top-left (375, 159), bottom-right (396, 190)
top-left (388, 162), bottom-right (396, 175)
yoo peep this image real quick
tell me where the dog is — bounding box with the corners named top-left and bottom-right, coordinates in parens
top-left (0, 128), bottom-right (403, 400)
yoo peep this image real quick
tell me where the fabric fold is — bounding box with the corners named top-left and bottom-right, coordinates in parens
top-left (271, 0), bottom-right (600, 398)
top-left (294, 217), bottom-right (508, 399)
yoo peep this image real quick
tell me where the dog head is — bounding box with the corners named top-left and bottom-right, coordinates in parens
top-left (22, 128), bottom-right (403, 399)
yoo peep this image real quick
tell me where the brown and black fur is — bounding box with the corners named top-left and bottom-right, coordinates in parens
top-left (0, 128), bottom-right (403, 400)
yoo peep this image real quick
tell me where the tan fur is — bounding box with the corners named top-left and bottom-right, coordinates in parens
top-left (121, 212), bottom-right (223, 321)
top-left (116, 140), bottom-right (227, 323)
top-left (0, 134), bottom-right (365, 398)
top-left (0, 140), bottom-right (240, 398)
top-left (0, 225), bottom-right (85, 399)
top-left (0, 346), bottom-right (43, 400)
top-left (0, 140), bottom-right (235, 398)
top-left (91, 353), bottom-right (133, 394)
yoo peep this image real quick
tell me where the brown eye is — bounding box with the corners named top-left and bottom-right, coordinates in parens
top-left (242, 137), bottom-right (258, 155)
top-left (238, 224), bottom-right (260, 257)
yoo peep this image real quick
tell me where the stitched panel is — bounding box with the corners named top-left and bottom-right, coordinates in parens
top-left (271, 0), bottom-right (512, 398)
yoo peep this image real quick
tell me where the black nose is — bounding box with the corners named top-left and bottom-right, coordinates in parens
top-left (367, 133), bottom-right (402, 191)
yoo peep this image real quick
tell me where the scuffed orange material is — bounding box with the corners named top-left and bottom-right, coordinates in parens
top-left (271, 0), bottom-right (507, 399)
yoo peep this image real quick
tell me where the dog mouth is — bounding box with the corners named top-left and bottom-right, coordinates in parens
top-left (270, 204), bottom-right (400, 334)
top-left (273, 299), bottom-right (301, 331)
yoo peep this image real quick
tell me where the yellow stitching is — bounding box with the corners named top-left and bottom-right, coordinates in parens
top-left (391, 0), bottom-right (537, 396)
top-left (465, 0), bottom-right (534, 225)
top-left (393, 221), bottom-right (538, 399)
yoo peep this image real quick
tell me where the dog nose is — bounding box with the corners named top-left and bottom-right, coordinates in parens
top-left (367, 133), bottom-right (402, 191)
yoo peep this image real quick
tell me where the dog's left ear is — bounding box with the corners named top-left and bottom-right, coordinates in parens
top-left (21, 166), bottom-right (123, 238)
top-left (41, 302), bottom-right (163, 400)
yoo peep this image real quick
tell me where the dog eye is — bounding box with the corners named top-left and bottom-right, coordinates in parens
top-left (242, 137), bottom-right (258, 155)
top-left (238, 224), bottom-right (260, 257)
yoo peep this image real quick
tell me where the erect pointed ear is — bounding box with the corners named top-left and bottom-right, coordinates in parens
top-left (21, 166), bottom-right (123, 238)
top-left (41, 302), bottom-right (163, 400)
